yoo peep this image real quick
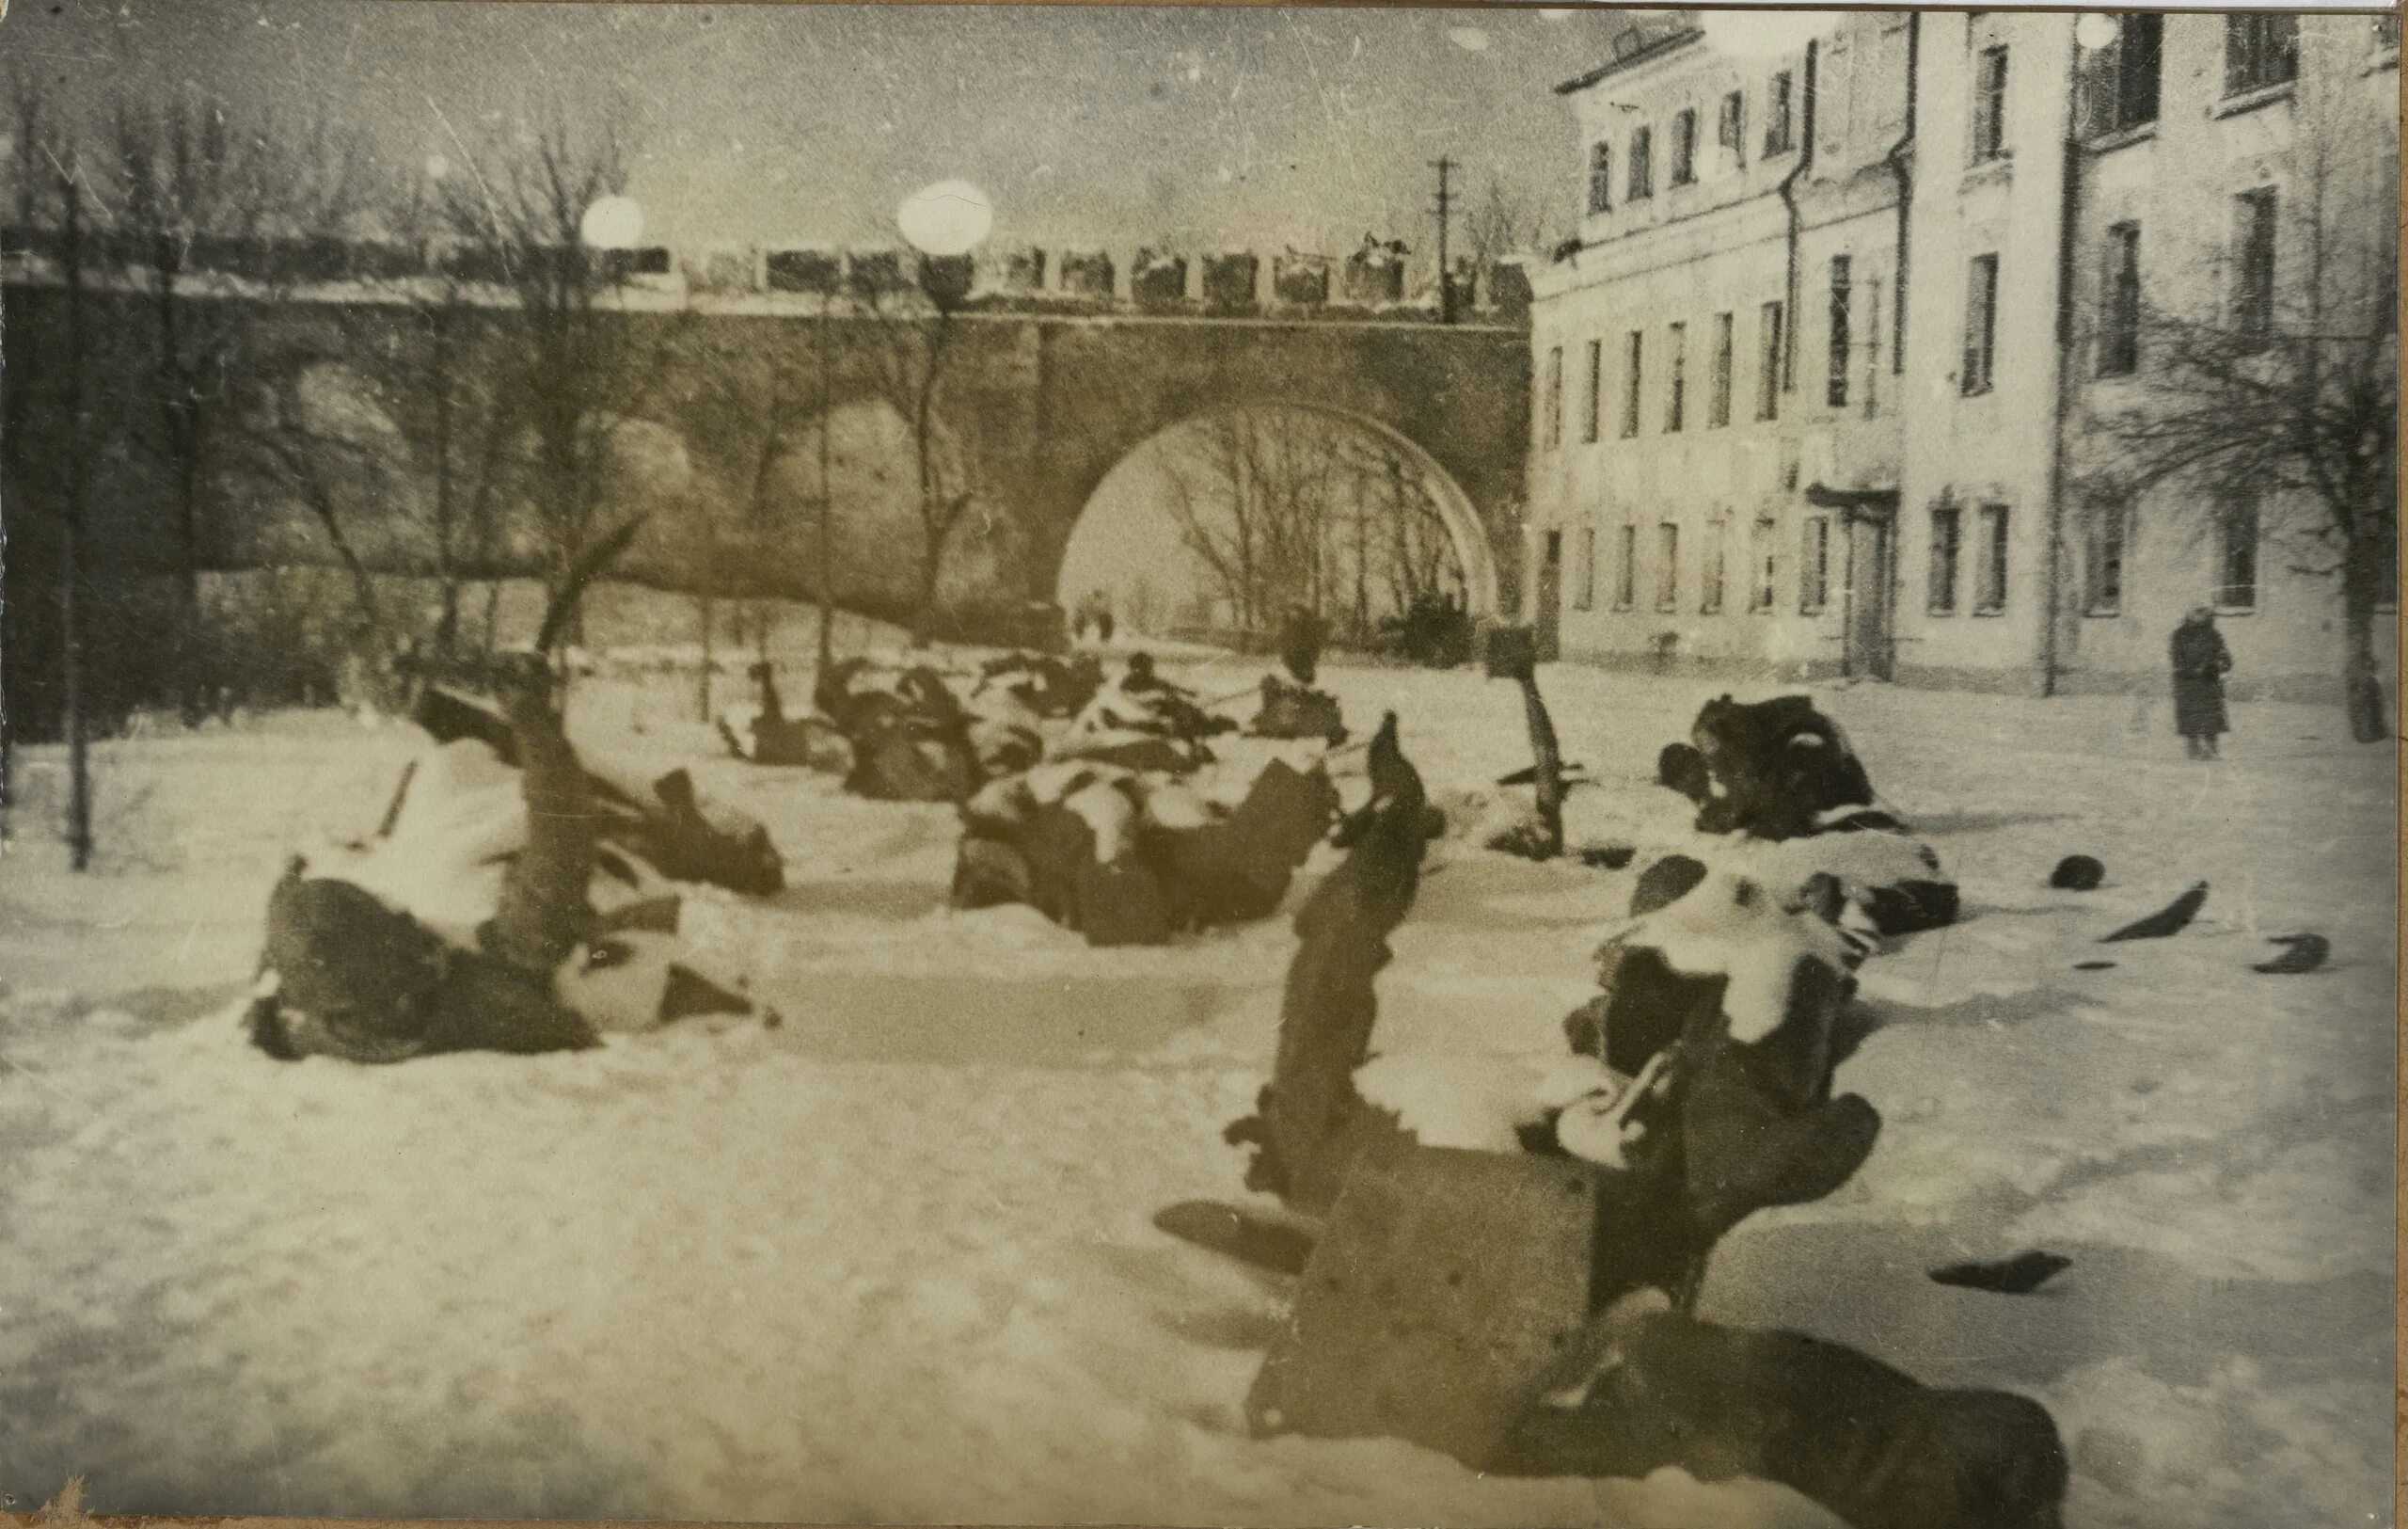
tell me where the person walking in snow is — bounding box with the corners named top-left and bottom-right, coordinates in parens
top-left (2170, 605), bottom-right (2234, 759)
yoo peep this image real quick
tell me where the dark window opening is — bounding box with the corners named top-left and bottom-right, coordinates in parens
top-left (2225, 15), bottom-right (2298, 95)
top-left (1765, 71), bottom-right (1795, 154)
top-left (1971, 46), bottom-right (2010, 164)
top-left (1962, 253), bottom-right (1999, 396)
top-left (1827, 254), bottom-right (1853, 408)
top-left (1587, 142), bottom-right (1614, 215)
top-left (2100, 222), bottom-right (2142, 376)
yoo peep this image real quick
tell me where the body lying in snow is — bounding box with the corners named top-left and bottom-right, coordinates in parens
top-left (953, 747), bottom-right (1338, 945)
top-left (1050, 659), bottom-right (1236, 772)
top-left (248, 737), bottom-right (763, 1063)
top-left (1680, 693), bottom-right (1878, 841)
top-left (1494, 1298), bottom-right (2068, 1529)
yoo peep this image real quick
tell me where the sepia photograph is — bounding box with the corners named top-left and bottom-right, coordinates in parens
top-left (0, 2), bottom-right (2397, 1526)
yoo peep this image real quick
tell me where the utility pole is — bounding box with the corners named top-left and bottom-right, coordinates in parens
top-left (1430, 156), bottom-right (1456, 325)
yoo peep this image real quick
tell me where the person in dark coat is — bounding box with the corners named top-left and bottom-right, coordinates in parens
top-left (2170, 606), bottom-right (2234, 758)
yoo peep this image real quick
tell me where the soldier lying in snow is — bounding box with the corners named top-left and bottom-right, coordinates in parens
top-left (248, 667), bottom-right (775, 1064)
top-left (1049, 653), bottom-right (1238, 772)
top-left (951, 745), bottom-right (1338, 946)
top-left (1650, 693), bottom-right (1957, 937)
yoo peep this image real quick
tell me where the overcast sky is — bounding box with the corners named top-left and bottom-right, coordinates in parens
top-left (2, 1), bottom-right (1669, 256)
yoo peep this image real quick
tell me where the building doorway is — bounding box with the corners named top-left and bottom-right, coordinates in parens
top-left (1811, 485), bottom-right (1898, 681)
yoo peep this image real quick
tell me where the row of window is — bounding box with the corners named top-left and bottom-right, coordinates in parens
top-left (1555, 508), bottom-right (2013, 620)
top-left (2082, 499), bottom-right (2266, 614)
top-left (1554, 492), bottom-right (2289, 626)
top-left (1588, 15), bottom-right (2349, 226)
top-left (1548, 183), bottom-right (2282, 444)
top-left (1543, 302), bottom-right (1787, 447)
top-left (1585, 71), bottom-right (1797, 215)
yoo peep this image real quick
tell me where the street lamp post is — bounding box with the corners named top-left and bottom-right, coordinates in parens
top-left (567, 191), bottom-right (644, 668)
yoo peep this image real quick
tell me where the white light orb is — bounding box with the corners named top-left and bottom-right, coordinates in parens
top-left (423, 152), bottom-right (450, 183)
top-left (896, 180), bottom-right (993, 257)
top-left (2073, 13), bottom-right (2122, 51)
top-left (1448, 24), bottom-right (1492, 52)
top-left (1699, 10), bottom-right (1841, 61)
top-left (578, 194), bottom-right (645, 250)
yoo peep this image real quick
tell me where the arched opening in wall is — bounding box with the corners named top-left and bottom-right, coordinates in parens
top-left (1055, 404), bottom-right (1499, 650)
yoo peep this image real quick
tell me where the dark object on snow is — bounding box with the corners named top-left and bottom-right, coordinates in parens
top-left (1250, 674), bottom-right (1346, 743)
top-left (596, 766), bottom-right (785, 898)
top-left (1689, 693), bottom-right (1876, 841)
top-left (980, 650), bottom-right (1103, 720)
top-left (250, 859), bottom-right (598, 1065)
top-left (1656, 742), bottom-right (1712, 804)
top-left (1629, 854), bottom-right (1710, 916)
top-left (2170, 608), bottom-right (2233, 753)
top-left (1497, 761), bottom-right (1590, 788)
top-left (2072, 960), bottom-right (2116, 972)
top-left (1153, 1199), bottom-right (1319, 1277)
top-left (1276, 607), bottom-right (1329, 687)
top-left (1226, 713), bottom-right (1430, 1212)
top-left (720, 661), bottom-right (847, 769)
top-left (1493, 1311), bottom-right (2070, 1529)
top-left (2253, 933), bottom-right (2330, 975)
top-left (1928, 1250), bottom-right (2072, 1295)
top-left (1579, 845), bottom-right (1637, 870)
top-left (953, 757), bottom-right (1339, 947)
top-left (2099, 882), bottom-right (2208, 943)
top-left (415, 681), bottom-right (786, 899)
top-left (1380, 594), bottom-right (1476, 668)
top-left (1248, 1131), bottom-right (1605, 1467)
top-left (2049, 854), bottom-right (2106, 891)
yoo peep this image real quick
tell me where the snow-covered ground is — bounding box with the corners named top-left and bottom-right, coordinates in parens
top-left (0, 655), bottom-right (2393, 1527)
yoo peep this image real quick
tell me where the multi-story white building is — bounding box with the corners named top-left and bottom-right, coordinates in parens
top-left (1527, 10), bottom-right (2398, 698)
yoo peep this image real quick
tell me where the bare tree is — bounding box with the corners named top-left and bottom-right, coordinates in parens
top-left (852, 252), bottom-right (980, 647)
top-left (689, 317), bottom-right (831, 670)
top-left (103, 90), bottom-right (373, 719)
top-left (1162, 406), bottom-right (1465, 646)
top-left (434, 114), bottom-right (687, 662)
top-left (1457, 177), bottom-right (1557, 308)
top-left (2081, 37), bottom-right (2396, 738)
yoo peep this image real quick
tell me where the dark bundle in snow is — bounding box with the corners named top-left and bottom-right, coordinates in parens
top-left (248, 661), bottom-right (779, 1065)
top-left (1048, 654), bottom-right (1238, 772)
top-left (951, 746), bottom-right (1339, 948)
top-left (1248, 673), bottom-right (1348, 744)
top-left (1671, 693), bottom-right (1957, 938)
top-left (812, 659), bottom-right (988, 803)
top-left (718, 661), bottom-right (850, 770)
top-left (419, 682), bottom-right (784, 898)
top-left (1494, 1304), bottom-right (2069, 1529)
top-left (2049, 853), bottom-right (2107, 891)
top-left (1688, 693), bottom-right (1877, 840)
top-left (976, 649), bottom-right (1104, 720)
